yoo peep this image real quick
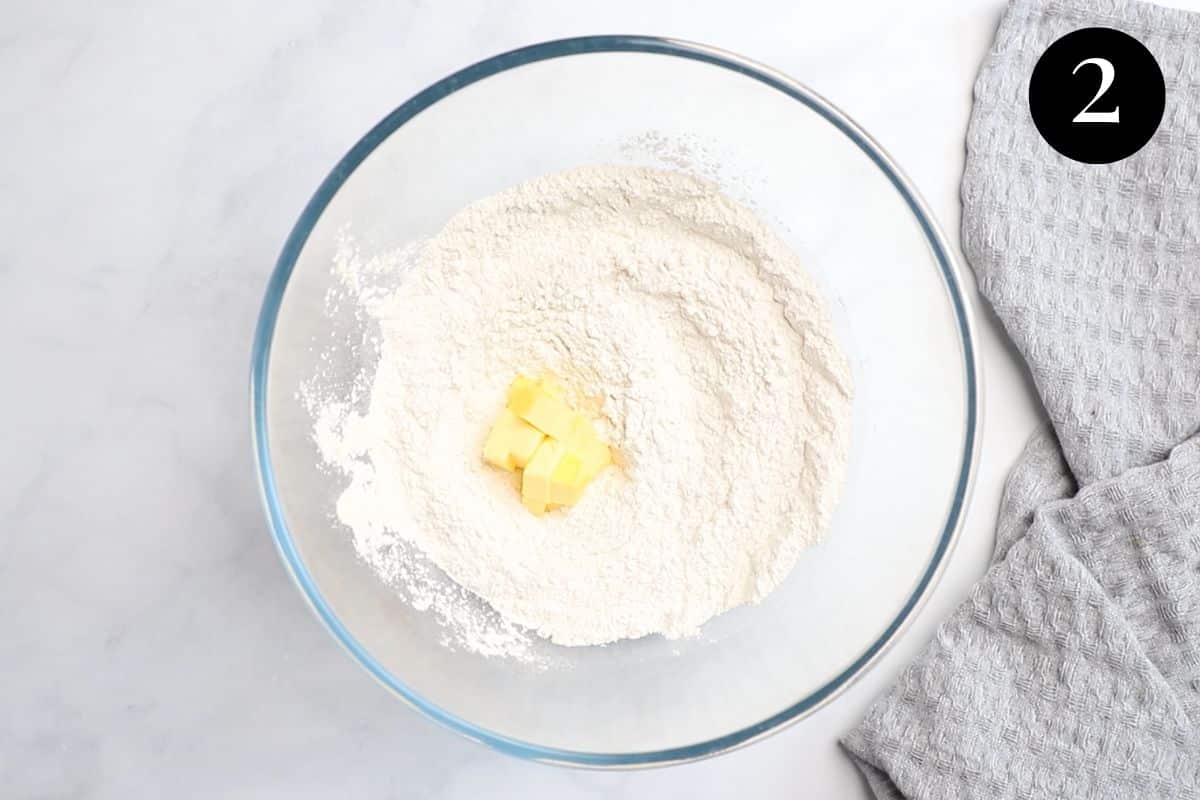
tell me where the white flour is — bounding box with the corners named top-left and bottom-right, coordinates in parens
top-left (312, 165), bottom-right (853, 652)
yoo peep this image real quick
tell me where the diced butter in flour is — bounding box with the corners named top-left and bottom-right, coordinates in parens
top-left (548, 450), bottom-right (586, 507)
top-left (566, 416), bottom-right (612, 480)
top-left (508, 376), bottom-right (577, 442)
top-left (482, 408), bottom-right (545, 472)
top-left (486, 374), bottom-right (612, 514)
top-left (521, 438), bottom-right (565, 515)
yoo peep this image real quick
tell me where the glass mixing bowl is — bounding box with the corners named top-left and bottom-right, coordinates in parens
top-left (251, 36), bottom-right (980, 766)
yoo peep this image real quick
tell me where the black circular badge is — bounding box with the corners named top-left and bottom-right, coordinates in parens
top-left (1028, 27), bottom-right (1165, 164)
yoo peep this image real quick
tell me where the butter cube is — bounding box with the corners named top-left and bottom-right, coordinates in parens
top-left (521, 439), bottom-right (565, 516)
top-left (482, 408), bottom-right (545, 472)
top-left (521, 494), bottom-right (547, 517)
top-left (566, 415), bottom-right (612, 480)
top-left (506, 421), bottom-right (545, 469)
top-left (506, 375), bottom-right (540, 406)
top-left (487, 374), bottom-right (613, 514)
top-left (574, 436), bottom-right (612, 480)
top-left (549, 451), bottom-right (585, 507)
top-left (508, 378), bottom-right (577, 441)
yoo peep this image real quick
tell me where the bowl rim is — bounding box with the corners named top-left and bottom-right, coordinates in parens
top-left (250, 35), bottom-right (981, 769)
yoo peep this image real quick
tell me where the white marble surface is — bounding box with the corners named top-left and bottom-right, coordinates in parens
top-left (7, 0), bottom-right (1196, 796)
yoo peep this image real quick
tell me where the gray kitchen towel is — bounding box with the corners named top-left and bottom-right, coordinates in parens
top-left (842, 0), bottom-right (1200, 797)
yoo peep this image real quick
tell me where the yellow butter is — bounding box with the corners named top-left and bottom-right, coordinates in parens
top-left (486, 374), bottom-right (614, 515)
top-left (507, 420), bottom-right (545, 469)
top-left (482, 408), bottom-right (545, 472)
top-left (521, 494), bottom-right (547, 517)
top-left (574, 437), bottom-right (612, 481)
top-left (508, 378), bottom-right (577, 441)
top-left (549, 451), bottom-right (585, 507)
top-left (521, 438), bottom-right (566, 516)
top-left (506, 375), bottom-right (540, 406)
top-left (566, 415), bottom-right (612, 480)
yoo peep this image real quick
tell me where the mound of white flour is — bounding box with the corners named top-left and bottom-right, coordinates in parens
top-left (319, 165), bottom-right (852, 648)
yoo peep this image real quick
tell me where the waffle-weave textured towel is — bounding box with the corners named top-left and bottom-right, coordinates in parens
top-left (842, 1), bottom-right (1200, 797)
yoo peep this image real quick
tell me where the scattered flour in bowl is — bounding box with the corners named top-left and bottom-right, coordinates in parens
top-left (309, 165), bottom-right (853, 652)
